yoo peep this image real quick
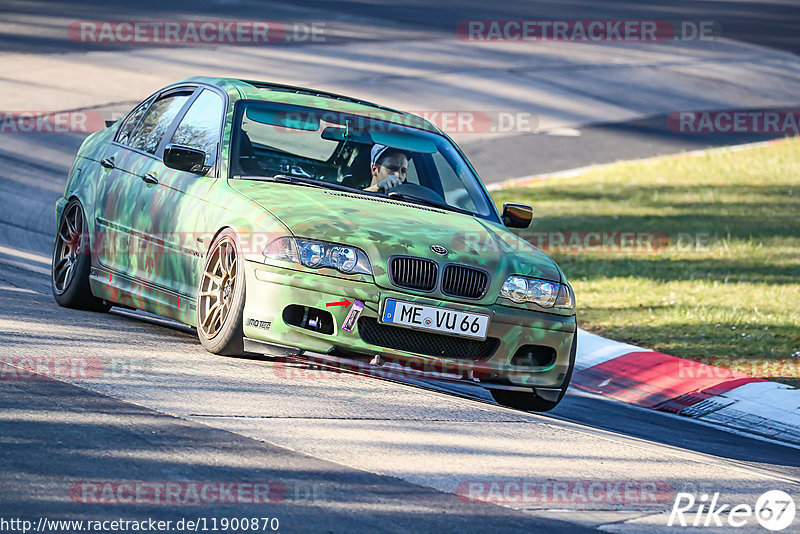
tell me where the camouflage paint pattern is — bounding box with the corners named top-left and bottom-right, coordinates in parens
top-left (56, 76), bottom-right (576, 388)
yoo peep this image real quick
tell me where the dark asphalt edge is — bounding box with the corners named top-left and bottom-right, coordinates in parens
top-left (0, 365), bottom-right (600, 533)
top-left (465, 110), bottom-right (799, 183)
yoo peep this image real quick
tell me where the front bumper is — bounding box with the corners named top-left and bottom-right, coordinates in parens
top-left (242, 260), bottom-right (576, 388)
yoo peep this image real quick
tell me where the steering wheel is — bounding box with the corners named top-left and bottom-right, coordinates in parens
top-left (387, 182), bottom-right (446, 204)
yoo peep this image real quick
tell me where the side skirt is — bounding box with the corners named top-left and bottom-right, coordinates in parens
top-left (89, 265), bottom-right (197, 326)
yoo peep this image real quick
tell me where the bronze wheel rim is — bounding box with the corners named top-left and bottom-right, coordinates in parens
top-left (198, 236), bottom-right (238, 339)
top-left (52, 203), bottom-right (83, 294)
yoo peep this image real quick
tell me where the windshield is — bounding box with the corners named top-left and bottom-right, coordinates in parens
top-left (230, 100), bottom-right (498, 220)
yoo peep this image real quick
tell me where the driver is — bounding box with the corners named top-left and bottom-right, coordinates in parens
top-left (363, 144), bottom-right (408, 192)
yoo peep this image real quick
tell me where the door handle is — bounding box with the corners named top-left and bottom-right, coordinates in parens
top-left (141, 173), bottom-right (158, 185)
top-left (100, 158), bottom-right (116, 169)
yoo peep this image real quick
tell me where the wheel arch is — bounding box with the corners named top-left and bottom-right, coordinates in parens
top-left (51, 196), bottom-right (110, 312)
top-left (195, 226), bottom-right (247, 355)
top-left (60, 193), bottom-right (101, 260)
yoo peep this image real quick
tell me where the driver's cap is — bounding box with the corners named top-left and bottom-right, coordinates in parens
top-left (370, 144), bottom-right (389, 165)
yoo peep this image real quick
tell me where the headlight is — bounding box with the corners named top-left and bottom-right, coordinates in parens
top-left (263, 237), bottom-right (372, 275)
top-left (500, 275), bottom-right (574, 309)
top-left (329, 246), bottom-right (358, 273)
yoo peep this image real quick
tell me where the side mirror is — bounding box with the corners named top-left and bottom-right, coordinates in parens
top-left (502, 202), bottom-right (533, 228)
top-left (163, 144), bottom-right (210, 174)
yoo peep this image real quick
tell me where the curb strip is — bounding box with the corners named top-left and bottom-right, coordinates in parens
top-left (574, 329), bottom-right (800, 445)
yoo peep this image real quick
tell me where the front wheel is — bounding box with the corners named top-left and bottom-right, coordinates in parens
top-left (491, 334), bottom-right (577, 412)
top-left (490, 389), bottom-right (563, 412)
top-left (51, 199), bottom-right (110, 312)
top-left (196, 229), bottom-right (246, 356)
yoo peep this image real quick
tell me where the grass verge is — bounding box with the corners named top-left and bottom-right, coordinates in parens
top-left (491, 139), bottom-right (800, 386)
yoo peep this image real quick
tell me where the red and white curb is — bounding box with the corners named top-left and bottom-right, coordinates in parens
top-left (574, 329), bottom-right (800, 445)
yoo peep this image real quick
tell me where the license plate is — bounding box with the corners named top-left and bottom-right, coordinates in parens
top-left (381, 299), bottom-right (490, 340)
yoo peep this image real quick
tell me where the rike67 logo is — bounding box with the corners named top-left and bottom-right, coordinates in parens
top-left (669, 490), bottom-right (796, 531)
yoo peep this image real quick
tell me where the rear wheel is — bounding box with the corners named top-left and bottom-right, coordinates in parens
top-left (490, 334), bottom-right (577, 412)
top-left (196, 229), bottom-right (246, 355)
top-left (51, 200), bottom-right (110, 312)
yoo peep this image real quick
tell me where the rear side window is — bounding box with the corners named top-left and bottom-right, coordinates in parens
top-left (170, 89), bottom-right (225, 165)
top-left (116, 97), bottom-right (153, 146)
top-left (127, 91), bottom-right (192, 154)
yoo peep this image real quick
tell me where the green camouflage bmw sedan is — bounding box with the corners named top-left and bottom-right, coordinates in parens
top-left (52, 76), bottom-right (576, 411)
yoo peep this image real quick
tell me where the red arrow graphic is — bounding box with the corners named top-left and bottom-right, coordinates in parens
top-left (326, 298), bottom-right (352, 308)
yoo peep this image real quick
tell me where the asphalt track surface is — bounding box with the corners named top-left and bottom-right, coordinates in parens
top-left (2, 0), bottom-right (799, 180)
top-left (2, 1), bottom-right (800, 532)
top-left (3, 0), bottom-right (799, 55)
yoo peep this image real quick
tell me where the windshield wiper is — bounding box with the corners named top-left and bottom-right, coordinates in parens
top-left (387, 192), bottom-right (472, 215)
top-left (237, 174), bottom-right (357, 193)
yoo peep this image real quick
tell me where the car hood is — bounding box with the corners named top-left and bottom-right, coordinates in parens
top-left (231, 181), bottom-right (562, 302)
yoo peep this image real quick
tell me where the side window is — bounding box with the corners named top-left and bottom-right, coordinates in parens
top-left (405, 156), bottom-right (420, 184)
top-left (115, 97), bottom-right (153, 146)
top-left (170, 89), bottom-right (225, 165)
top-left (433, 152), bottom-right (479, 212)
top-left (128, 91), bottom-right (192, 154)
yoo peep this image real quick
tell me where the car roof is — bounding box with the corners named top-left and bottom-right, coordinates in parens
top-left (179, 76), bottom-right (440, 134)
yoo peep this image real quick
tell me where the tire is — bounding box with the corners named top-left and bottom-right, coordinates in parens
top-left (51, 199), bottom-right (110, 312)
top-left (490, 333), bottom-right (577, 412)
top-left (196, 229), bottom-right (246, 356)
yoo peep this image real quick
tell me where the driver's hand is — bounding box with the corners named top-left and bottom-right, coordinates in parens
top-left (377, 174), bottom-right (403, 191)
